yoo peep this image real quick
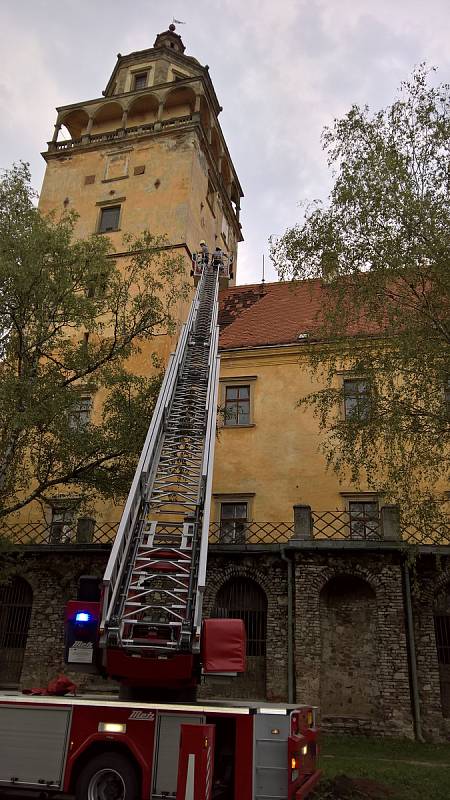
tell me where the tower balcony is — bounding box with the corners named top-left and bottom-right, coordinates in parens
top-left (47, 111), bottom-right (195, 153)
top-left (45, 81), bottom-right (242, 227)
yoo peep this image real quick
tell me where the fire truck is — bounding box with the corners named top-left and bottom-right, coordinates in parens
top-left (0, 255), bottom-right (321, 800)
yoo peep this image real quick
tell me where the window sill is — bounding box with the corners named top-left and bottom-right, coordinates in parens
top-left (97, 229), bottom-right (121, 235)
top-left (222, 423), bottom-right (255, 429)
top-left (101, 175), bottom-right (129, 183)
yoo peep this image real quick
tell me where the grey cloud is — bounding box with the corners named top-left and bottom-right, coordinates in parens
top-left (1, 0), bottom-right (449, 285)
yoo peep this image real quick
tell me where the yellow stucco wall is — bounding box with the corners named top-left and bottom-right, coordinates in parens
top-left (213, 346), bottom-right (360, 524)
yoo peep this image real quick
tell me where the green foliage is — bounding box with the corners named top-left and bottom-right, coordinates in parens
top-left (0, 162), bottom-right (187, 518)
top-left (271, 66), bottom-right (450, 529)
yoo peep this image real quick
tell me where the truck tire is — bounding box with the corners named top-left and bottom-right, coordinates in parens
top-left (75, 752), bottom-right (139, 800)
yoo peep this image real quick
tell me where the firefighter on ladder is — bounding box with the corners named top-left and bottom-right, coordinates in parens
top-left (199, 239), bottom-right (209, 266)
top-left (212, 246), bottom-right (224, 273)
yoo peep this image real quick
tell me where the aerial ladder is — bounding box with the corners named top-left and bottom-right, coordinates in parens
top-left (35, 250), bottom-right (321, 800)
top-left (66, 251), bottom-right (243, 695)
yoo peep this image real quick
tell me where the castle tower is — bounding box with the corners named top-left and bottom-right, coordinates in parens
top-left (40, 24), bottom-right (243, 275)
top-left (36, 25), bottom-right (243, 527)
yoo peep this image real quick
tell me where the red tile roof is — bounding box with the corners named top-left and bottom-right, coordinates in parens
top-left (218, 279), bottom-right (328, 349)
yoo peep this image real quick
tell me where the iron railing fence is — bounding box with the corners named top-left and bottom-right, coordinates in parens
top-left (1, 514), bottom-right (449, 547)
top-left (0, 519), bottom-right (117, 546)
top-left (312, 510), bottom-right (382, 541)
top-left (209, 521), bottom-right (294, 545)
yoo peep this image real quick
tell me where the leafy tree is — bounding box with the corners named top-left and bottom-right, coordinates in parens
top-left (271, 66), bottom-right (450, 529)
top-left (0, 163), bottom-right (186, 520)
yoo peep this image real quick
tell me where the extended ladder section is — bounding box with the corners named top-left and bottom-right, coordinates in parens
top-left (100, 264), bottom-right (220, 658)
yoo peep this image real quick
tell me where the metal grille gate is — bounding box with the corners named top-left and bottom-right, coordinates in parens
top-left (434, 614), bottom-right (450, 717)
top-left (0, 578), bottom-right (33, 685)
top-left (213, 578), bottom-right (267, 657)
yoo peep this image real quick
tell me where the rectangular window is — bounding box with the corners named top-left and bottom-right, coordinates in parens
top-left (343, 378), bottom-right (370, 421)
top-left (86, 271), bottom-right (108, 298)
top-left (224, 385), bottom-right (250, 426)
top-left (68, 395), bottom-right (92, 430)
top-left (349, 501), bottom-right (379, 539)
top-left (220, 502), bottom-right (248, 544)
top-left (98, 205), bottom-right (121, 233)
top-left (133, 72), bottom-right (147, 90)
top-left (445, 378), bottom-right (450, 416)
top-left (206, 179), bottom-right (215, 213)
top-left (50, 506), bottom-right (75, 544)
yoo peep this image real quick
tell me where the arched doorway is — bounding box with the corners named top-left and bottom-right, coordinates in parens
top-left (433, 582), bottom-right (450, 718)
top-left (212, 577), bottom-right (267, 699)
top-left (0, 577), bottom-right (33, 686)
top-left (320, 575), bottom-right (378, 718)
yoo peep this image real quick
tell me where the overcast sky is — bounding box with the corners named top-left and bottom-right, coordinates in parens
top-left (1, 0), bottom-right (449, 283)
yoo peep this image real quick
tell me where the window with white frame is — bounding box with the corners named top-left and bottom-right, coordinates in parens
top-left (224, 385), bottom-right (250, 426)
top-left (68, 395), bottom-right (92, 430)
top-left (343, 378), bottom-right (371, 421)
top-left (49, 504), bottom-right (76, 543)
top-left (219, 502), bottom-right (248, 543)
top-left (348, 500), bottom-right (379, 539)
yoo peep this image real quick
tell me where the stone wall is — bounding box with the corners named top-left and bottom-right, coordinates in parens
top-left (2, 550), bottom-right (113, 692)
top-left (413, 555), bottom-right (450, 742)
top-left (320, 575), bottom-right (378, 718)
top-left (198, 553), bottom-right (288, 703)
top-left (2, 546), bottom-right (450, 741)
top-left (293, 551), bottom-right (414, 738)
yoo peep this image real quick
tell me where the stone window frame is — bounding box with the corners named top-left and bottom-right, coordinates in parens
top-left (68, 393), bottom-right (93, 431)
top-left (102, 150), bottom-right (132, 183)
top-left (46, 497), bottom-right (81, 544)
top-left (96, 198), bottom-right (125, 234)
top-left (342, 376), bottom-right (371, 421)
top-left (213, 493), bottom-right (255, 542)
top-left (125, 65), bottom-right (153, 93)
top-left (219, 375), bottom-right (257, 428)
top-left (341, 492), bottom-right (380, 540)
top-left (170, 66), bottom-right (191, 82)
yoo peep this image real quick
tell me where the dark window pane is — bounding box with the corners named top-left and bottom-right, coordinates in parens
top-left (349, 501), bottom-right (379, 539)
top-left (224, 385), bottom-right (251, 426)
top-left (237, 404), bottom-right (249, 424)
top-left (212, 578), bottom-right (267, 656)
top-left (134, 73), bottom-right (147, 90)
top-left (220, 503), bottom-right (248, 544)
top-left (343, 378), bottom-right (370, 421)
top-left (99, 206), bottom-right (120, 233)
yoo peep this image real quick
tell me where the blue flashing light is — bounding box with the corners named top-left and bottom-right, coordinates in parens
top-left (75, 611), bottom-right (91, 623)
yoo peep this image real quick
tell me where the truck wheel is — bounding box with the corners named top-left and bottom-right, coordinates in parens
top-left (75, 752), bottom-right (138, 800)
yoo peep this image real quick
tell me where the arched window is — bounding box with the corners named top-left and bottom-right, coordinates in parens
top-left (434, 583), bottom-right (450, 718)
top-left (212, 577), bottom-right (267, 656)
top-left (0, 577), bottom-right (33, 686)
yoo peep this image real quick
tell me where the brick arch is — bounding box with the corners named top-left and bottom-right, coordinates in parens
top-left (203, 562), bottom-right (273, 615)
top-left (0, 576), bottom-right (33, 686)
top-left (311, 563), bottom-right (383, 598)
top-left (422, 570), bottom-right (450, 604)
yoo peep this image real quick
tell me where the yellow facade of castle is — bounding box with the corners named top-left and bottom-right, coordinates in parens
top-left (26, 26), bottom-right (381, 540)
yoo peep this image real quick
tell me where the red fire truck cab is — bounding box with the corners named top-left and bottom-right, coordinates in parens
top-left (0, 694), bottom-right (320, 800)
